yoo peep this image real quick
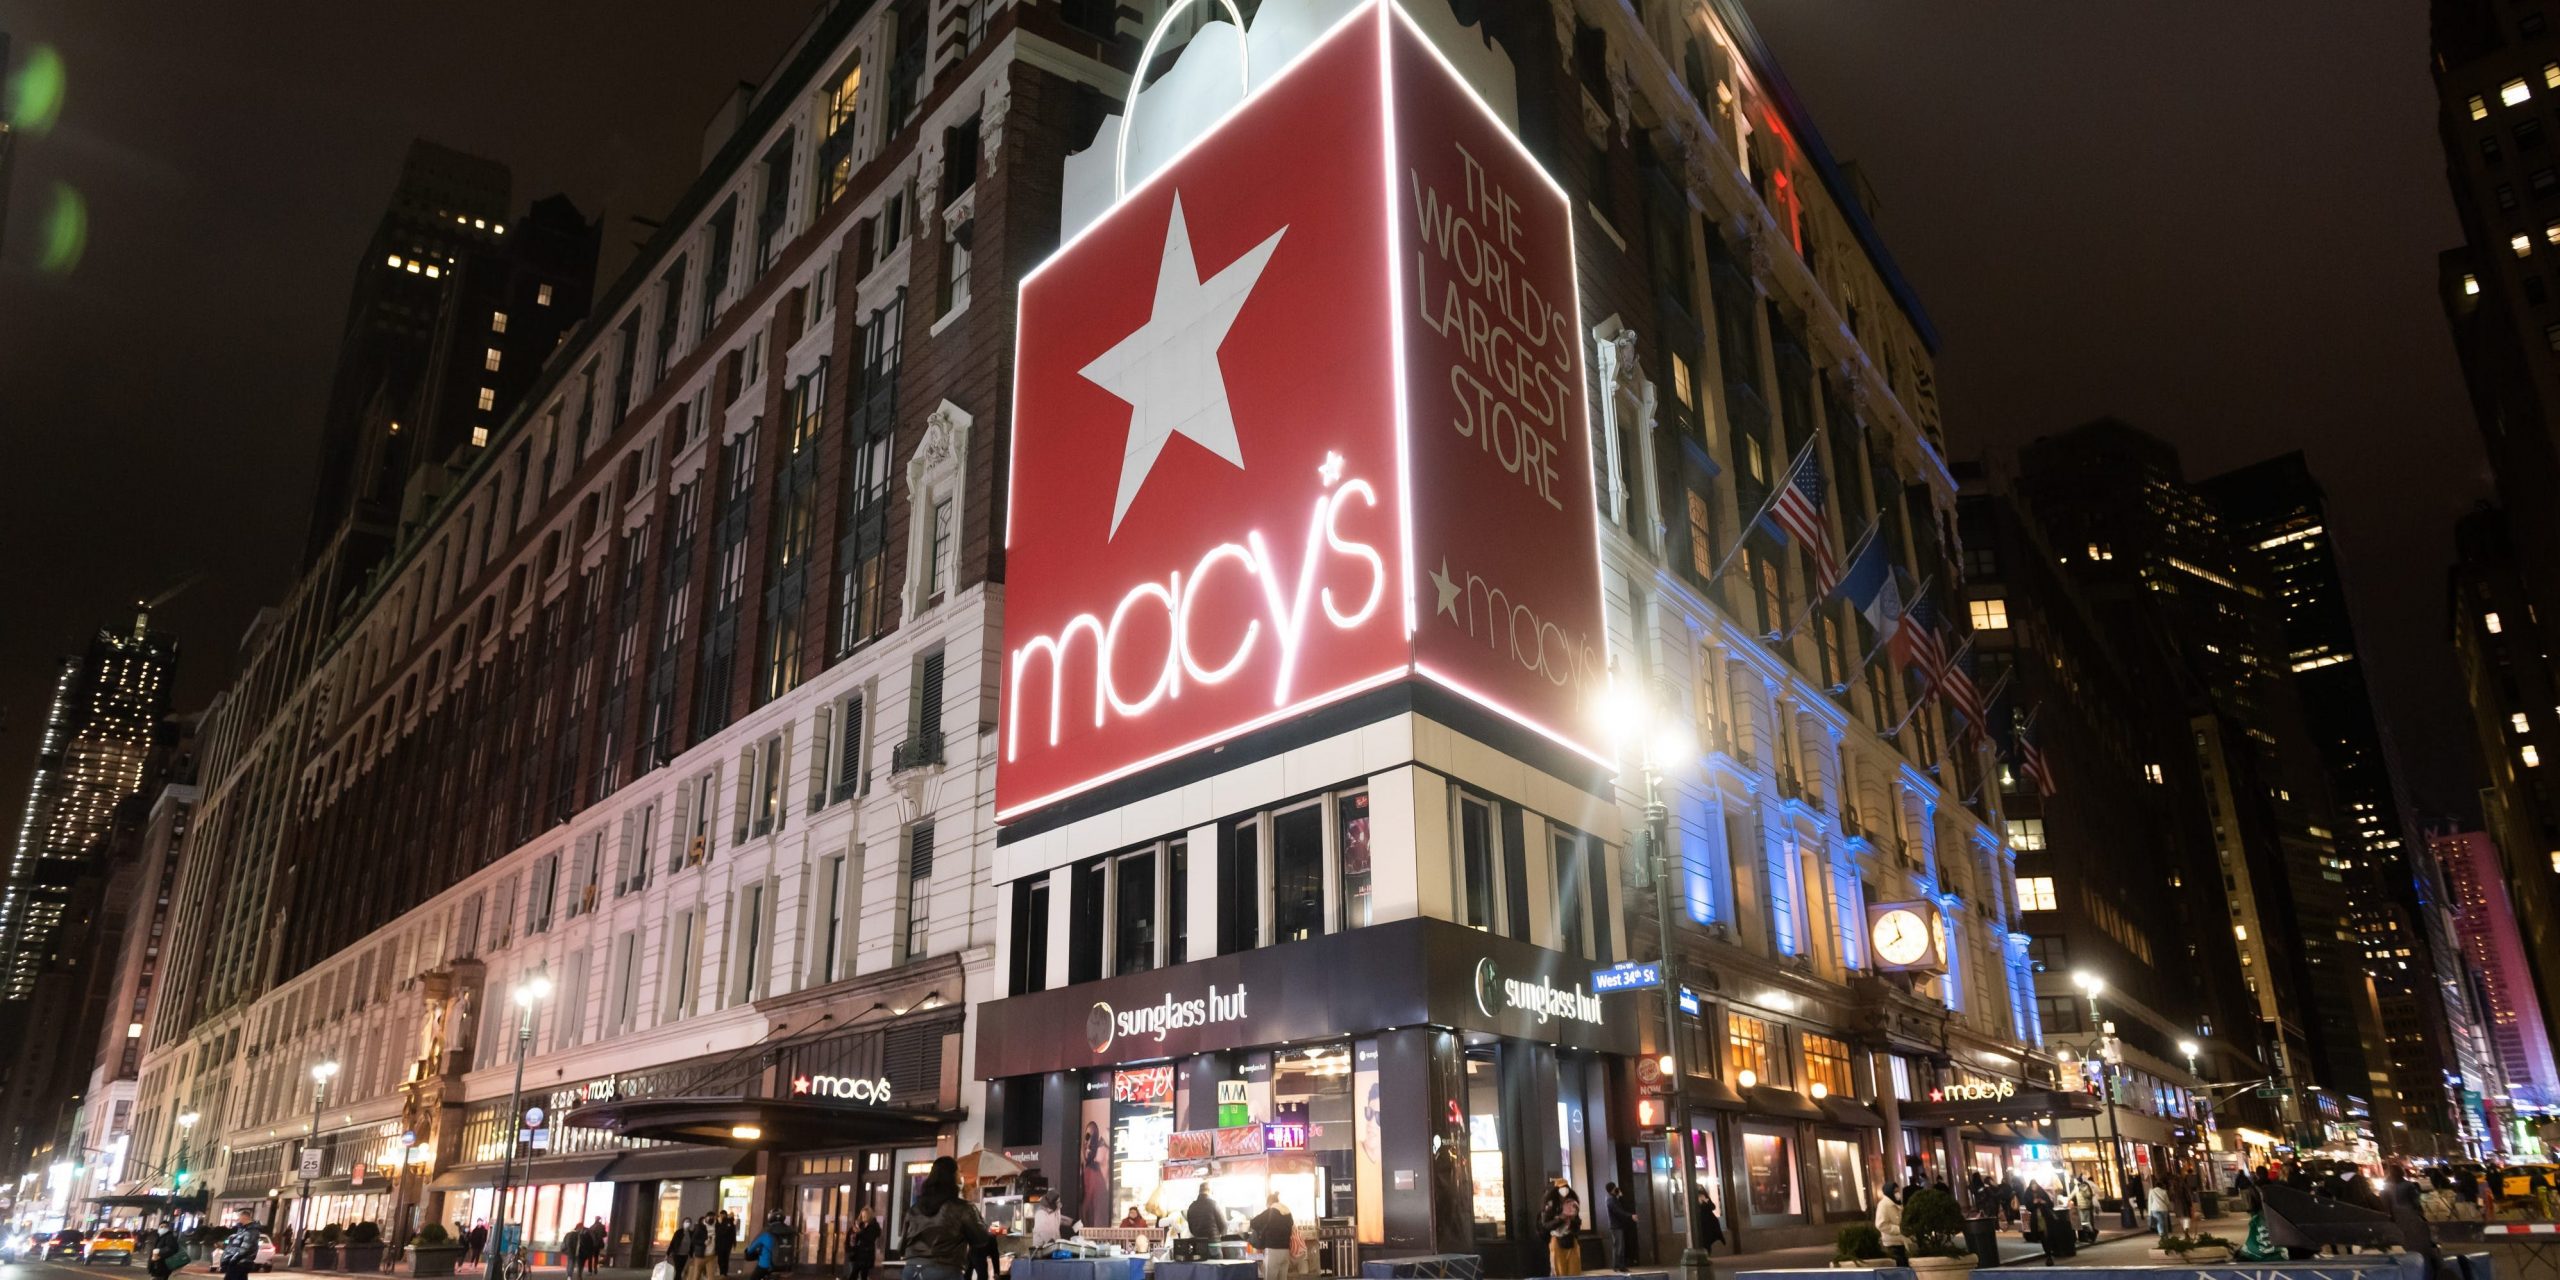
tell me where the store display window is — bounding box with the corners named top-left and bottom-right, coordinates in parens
top-left (1740, 1126), bottom-right (1800, 1221)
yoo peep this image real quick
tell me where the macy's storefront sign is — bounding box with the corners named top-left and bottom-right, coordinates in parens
top-left (998, 0), bottom-right (1608, 821)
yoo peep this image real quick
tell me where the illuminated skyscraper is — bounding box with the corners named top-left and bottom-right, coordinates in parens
top-left (1, 608), bottom-right (177, 1003)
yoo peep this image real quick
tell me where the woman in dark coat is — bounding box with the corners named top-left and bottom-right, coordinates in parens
top-left (1691, 1188), bottom-right (1725, 1253)
top-left (845, 1206), bottom-right (882, 1280)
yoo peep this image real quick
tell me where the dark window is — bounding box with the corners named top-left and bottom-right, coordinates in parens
top-left (2484, 135), bottom-right (2506, 164)
top-left (2525, 11), bottom-right (2549, 36)
top-left (1168, 838), bottom-right (1190, 965)
top-left (943, 116), bottom-right (980, 203)
top-left (2027, 933), bottom-right (2070, 973)
top-left (1010, 878), bottom-right (1050, 995)
top-left (2037, 994), bottom-right (2083, 1035)
top-left (909, 820), bottom-right (935, 880)
top-left (758, 362), bottom-right (827, 705)
top-left (758, 131), bottom-right (796, 271)
top-left (1272, 804), bottom-right (1325, 942)
top-left (701, 199), bottom-right (736, 335)
top-left (2529, 166), bottom-right (2558, 197)
top-left (914, 649), bottom-right (945, 743)
top-left (2502, 182), bottom-right (2523, 210)
top-left (1068, 859), bottom-right (1105, 985)
top-left (1114, 849), bottom-right (1157, 975)
top-left (1219, 819), bottom-right (1261, 953)
top-left (836, 294), bottom-right (904, 653)
top-left (2532, 275), bottom-right (2550, 306)
top-left (885, 0), bottom-right (928, 132)
top-left (1459, 796), bottom-right (1497, 931)
top-left (2524, 117), bottom-right (2549, 150)
top-left (1552, 831), bottom-right (1588, 958)
top-left (832, 697), bottom-right (865, 802)
top-left (654, 256), bottom-right (687, 382)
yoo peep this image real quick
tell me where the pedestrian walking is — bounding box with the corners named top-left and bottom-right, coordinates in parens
top-left (1604, 1182), bottom-right (1638, 1271)
top-left (716, 1211), bottom-right (739, 1278)
top-left (467, 1221), bottom-right (491, 1266)
top-left (845, 1207), bottom-right (881, 1280)
top-left (219, 1211), bottom-right (262, 1280)
top-left (1874, 1184), bottom-right (1907, 1267)
top-left (745, 1213), bottom-right (795, 1280)
top-left (1691, 1188), bottom-right (1724, 1254)
top-left (1249, 1194), bottom-right (1296, 1280)
top-left (1538, 1183), bottom-right (1583, 1277)
top-left (2146, 1182), bottom-right (2174, 1240)
top-left (901, 1157), bottom-right (993, 1280)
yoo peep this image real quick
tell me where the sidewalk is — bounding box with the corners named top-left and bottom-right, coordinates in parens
top-left (1702, 1220), bottom-right (2179, 1273)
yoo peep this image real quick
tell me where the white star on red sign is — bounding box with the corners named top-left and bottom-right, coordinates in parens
top-left (1079, 194), bottom-right (1287, 537)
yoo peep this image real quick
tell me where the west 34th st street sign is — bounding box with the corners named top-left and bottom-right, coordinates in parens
top-left (999, 0), bottom-right (1609, 821)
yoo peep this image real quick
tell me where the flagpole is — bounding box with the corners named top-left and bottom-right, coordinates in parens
top-left (1701, 435), bottom-right (1821, 588)
top-left (1777, 519), bottom-right (1879, 641)
top-left (1883, 635), bottom-right (1972, 741)
top-left (1832, 576), bottom-right (1932, 693)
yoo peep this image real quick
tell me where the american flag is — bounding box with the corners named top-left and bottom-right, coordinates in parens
top-left (2017, 722), bottom-right (2056, 797)
top-left (1767, 455), bottom-right (1843, 596)
top-left (1892, 595), bottom-right (1949, 684)
top-left (1943, 642), bottom-right (1988, 742)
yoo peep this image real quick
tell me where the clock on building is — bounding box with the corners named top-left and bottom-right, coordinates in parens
top-left (1867, 900), bottom-right (1948, 973)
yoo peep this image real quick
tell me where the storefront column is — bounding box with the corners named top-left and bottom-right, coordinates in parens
top-left (1374, 1027), bottom-right (1469, 1257)
top-left (1495, 1043), bottom-right (1562, 1276)
top-left (1036, 1071), bottom-right (1087, 1215)
top-left (1177, 1054), bottom-right (1233, 1131)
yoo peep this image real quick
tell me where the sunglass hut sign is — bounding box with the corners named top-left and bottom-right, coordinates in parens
top-left (999, 1), bottom-right (1609, 822)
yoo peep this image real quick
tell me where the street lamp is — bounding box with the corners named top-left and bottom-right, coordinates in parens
top-left (173, 1112), bottom-right (199, 1200)
top-left (1603, 685), bottom-right (1704, 1279)
top-left (2072, 974), bottom-right (2130, 1205)
top-left (2179, 1039), bottom-right (2219, 1188)
top-left (299, 1062), bottom-right (340, 1263)
top-left (489, 972), bottom-right (552, 1280)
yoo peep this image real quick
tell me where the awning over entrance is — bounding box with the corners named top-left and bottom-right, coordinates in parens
top-left (564, 1095), bottom-right (961, 1153)
top-left (1816, 1096), bottom-right (1887, 1128)
top-left (426, 1152), bottom-right (621, 1192)
top-left (88, 1192), bottom-right (206, 1213)
top-left (1745, 1085), bottom-right (1826, 1122)
top-left (604, 1147), bottom-right (756, 1182)
top-left (1687, 1077), bottom-right (1747, 1111)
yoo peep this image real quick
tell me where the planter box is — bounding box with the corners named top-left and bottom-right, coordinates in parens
top-left (310, 1245), bottom-right (342, 1270)
top-left (1907, 1259), bottom-right (1972, 1277)
top-left (345, 1243), bottom-right (386, 1271)
top-left (410, 1245), bottom-right (466, 1277)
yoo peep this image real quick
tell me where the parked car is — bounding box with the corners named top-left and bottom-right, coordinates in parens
top-left (85, 1230), bottom-right (137, 1265)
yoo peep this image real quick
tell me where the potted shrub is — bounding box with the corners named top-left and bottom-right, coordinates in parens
top-left (344, 1221), bottom-right (386, 1272)
top-left (311, 1222), bottom-right (344, 1271)
top-left (1833, 1223), bottom-right (1892, 1268)
top-left (1901, 1188), bottom-right (1973, 1275)
top-left (2168, 1233), bottom-right (2235, 1264)
top-left (409, 1223), bottom-right (465, 1277)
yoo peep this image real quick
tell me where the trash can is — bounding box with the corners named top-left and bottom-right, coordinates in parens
top-left (2199, 1191), bottom-right (2221, 1220)
top-left (1964, 1217), bottom-right (2001, 1268)
top-left (2040, 1209), bottom-right (2077, 1260)
top-left (2115, 1198), bottom-right (2139, 1229)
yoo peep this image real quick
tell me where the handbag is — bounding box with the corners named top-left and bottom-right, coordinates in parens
top-left (652, 1262), bottom-right (677, 1280)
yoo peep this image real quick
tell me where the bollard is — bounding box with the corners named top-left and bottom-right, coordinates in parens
top-left (1680, 1246), bottom-right (1714, 1280)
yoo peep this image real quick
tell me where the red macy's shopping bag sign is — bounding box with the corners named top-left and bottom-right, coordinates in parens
top-left (1000, 0), bottom-right (1606, 821)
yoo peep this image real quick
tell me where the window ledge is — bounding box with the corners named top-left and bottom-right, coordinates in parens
top-left (928, 294), bottom-right (972, 338)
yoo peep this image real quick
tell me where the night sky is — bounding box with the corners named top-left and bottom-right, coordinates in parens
top-left (0, 1), bottom-right (2494, 838)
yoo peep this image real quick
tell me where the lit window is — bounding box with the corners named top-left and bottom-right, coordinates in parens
top-left (1969, 597), bottom-right (2010, 629)
top-left (125, 1023), bottom-right (141, 1038)
top-left (2516, 712), bottom-right (2533, 734)
top-left (2488, 611), bottom-right (2505, 633)
top-left (2507, 78), bottom-right (2534, 107)
top-left (495, 224), bottom-right (506, 235)
top-left (471, 427), bottom-right (490, 448)
top-left (405, 260), bottom-right (422, 274)
top-left (473, 218), bottom-right (487, 229)
top-left (538, 283), bottom-right (555, 306)
top-left (424, 265), bottom-right (442, 278)
top-left (477, 387), bottom-right (497, 411)
top-left (2550, 851), bottom-right (2560, 874)
top-left (2526, 745), bottom-right (2543, 768)
top-left (2005, 818), bottom-right (2046, 852)
top-left (386, 253), bottom-right (403, 268)
top-left (2143, 763), bottom-right (2163, 785)
top-left (492, 311), bottom-right (510, 334)
top-left (2017, 876), bottom-right (2058, 911)
top-left (485, 348), bottom-right (503, 372)
top-left (2466, 274), bottom-right (2483, 296)
top-left (2475, 94), bottom-right (2493, 120)
top-left (2516, 234), bottom-right (2535, 258)
top-left (2235, 924), bottom-right (2249, 941)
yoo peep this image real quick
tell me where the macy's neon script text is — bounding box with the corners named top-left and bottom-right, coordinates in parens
top-left (1008, 464), bottom-right (1386, 759)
